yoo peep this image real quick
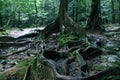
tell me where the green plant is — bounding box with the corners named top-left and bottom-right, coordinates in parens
top-left (0, 31), bottom-right (8, 35)
top-left (58, 33), bottom-right (78, 46)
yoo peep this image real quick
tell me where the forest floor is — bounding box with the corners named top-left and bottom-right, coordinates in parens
top-left (0, 24), bottom-right (120, 80)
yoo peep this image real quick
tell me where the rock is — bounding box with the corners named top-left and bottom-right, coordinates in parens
top-left (87, 34), bottom-right (108, 48)
top-left (99, 55), bottom-right (120, 68)
top-left (105, 24), bottom-right (120, 32)
top-left (104, 41), bottom-right (115, 48)
top-left (107, 55), bottom-right (120, 62)
top-left (3, 63), bottom-right (15, 69)
top-left (0, 65), bottom-right (4, 72)
top-left (0, 60), bottom-right (7, 65)
top-left (104, 41), bottom-right (120, 53)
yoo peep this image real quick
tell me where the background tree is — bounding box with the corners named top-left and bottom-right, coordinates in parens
top-left (111, 0), bottom-right (115, 23)
top-left (75, 0), bottom-right (79, 22)
top-left (118, 0), bottom-right (120, 24)
top-left (0, 13), bottom-right (3, 28)
top-left (87, 0), bottom-right (102, 32)
top-left (0, 1), bottom-right (3, 28)
top-left (1, 0), bottom-right (120, 28)
top-left (34, 0), bottom-right (38, 27)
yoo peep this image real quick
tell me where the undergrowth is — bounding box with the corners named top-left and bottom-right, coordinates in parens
top-left (57, 33), bottom-right (78, 46)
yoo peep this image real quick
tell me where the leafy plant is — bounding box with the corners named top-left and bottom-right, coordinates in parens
top-left (57, 33), bottom-right (78, 46)
top-left (0, 31), bottom-right (8, 35)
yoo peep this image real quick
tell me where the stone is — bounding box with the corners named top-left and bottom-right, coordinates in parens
top-left (0, 65), bottom-right (4, 72)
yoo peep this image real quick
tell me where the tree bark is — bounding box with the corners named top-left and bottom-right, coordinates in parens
top-left (72, 5), bottom-right (75, 21)
top-left (18, 11), bottom-right (21, 28)
top-left (118, 0), bottom-right (120, 24)
top-left (86, 0), bottom-right (102, 33)
top-left (0, 13), bottom-right (3, 27)
top-left (75, 0), bottom-right (78, 22)
top-left (111, 0), bottom-right (115, 23)
top-left (34, 0), bottom-right (38, 27)
top-left (42, 0), bottom-right (85, 38)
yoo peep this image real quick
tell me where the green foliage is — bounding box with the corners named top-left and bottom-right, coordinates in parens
top-left (0, 0), bottom-right (59, 28)
top-left (68, 0), bottom-right (91, 26)
top-left (94, 65), bottom-right (105, 71)
top-left (0, 31), bottom-right (8, 35)
top-left (0, 1), bottom-right (3, 10)
top-left (0, 58), bottom-right (33, 80)
top-left (58, 33), bottom-right (78, 46)
top-left (69, 50), bottom-right (77, 57)
top-left (1, 0), bottom-right (120, 28)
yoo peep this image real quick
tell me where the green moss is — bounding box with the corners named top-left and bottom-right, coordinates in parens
top-left (36, 63), bottom-right (55, 80)
top-left (0, 58), bottom-right (34, 80)
top-left (0, 57), bottom-right (55, 80)
top-left (0, 72), bottom-right (8, 80)
top-left (94, 65), bottom-right (105, 71)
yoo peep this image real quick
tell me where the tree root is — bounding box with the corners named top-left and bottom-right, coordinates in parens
top-left (38, 49), bottom-right (87, 80)
top-left (0, 47), bottom-right (29, 59)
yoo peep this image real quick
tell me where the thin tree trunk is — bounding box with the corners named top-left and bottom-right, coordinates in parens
top-left (18, 11), bottom-right (21, 28)
top-left (5, 18), bottom-right (11, 27)
top-left (111, 0), bottom-right (115, 23)
top-left (75, 0), bottom-right (78, 22)
top-left (72, 5), bottom-right (75, 21)
top-left (0, 13), bottom-right (3, 27)
top-left (99, 0), bottom-right (101, 18)
top-left (118, 0), bottom-right (120, 24)
top-left (34, 0), bottom-right (38, 27)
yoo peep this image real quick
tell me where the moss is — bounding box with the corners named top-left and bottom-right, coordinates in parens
top-left (36, 63), bottom-right (55, 80)
top-left (0, 57), bottom-right (55, 80)
top-left (0, 72), bottom-right (8, 80)
top-left (0, 58), bottom-right (33, 80)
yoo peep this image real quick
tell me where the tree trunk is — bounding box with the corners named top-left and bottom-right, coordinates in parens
top-left (34, 0), bottom-right (38, 27)
top-left (72, 5), bottom-right (75, 21)
top-left (118, 0), bottom-right (120, 24)
top-left (42, 0), bottom-right (85, 38)
top-left (75, 0), bottom-right (78, 22)
top-left (18, 11), bottom-right (21, 28)
top-left (86, 0), bottom-right (102, 33)
top-left (0, 13), bottom-right (3, 27)
top-left (99, 0), bottom-right (101, 18)
top-left (111, 0), bottom-right (115, 23)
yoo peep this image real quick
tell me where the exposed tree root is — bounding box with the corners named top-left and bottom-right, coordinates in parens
top-left (0, 47), bottom-right (29, 59)
top-left (42, 0), bottom-right (85, 38)
top-left (38, 49), bottom-right (87, 80)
